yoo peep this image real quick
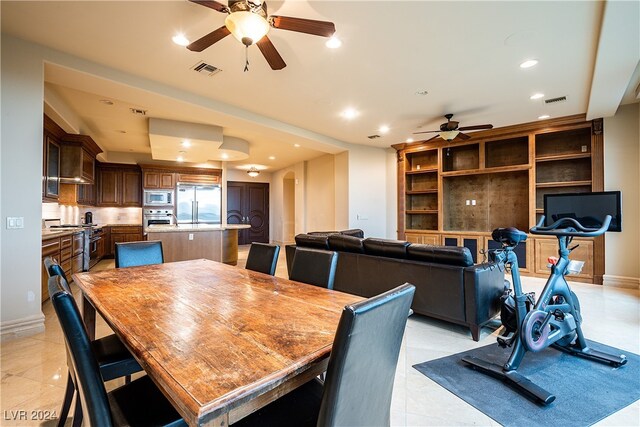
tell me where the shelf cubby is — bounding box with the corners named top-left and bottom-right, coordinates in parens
top-left (406, 213), bottom-right (438, 230)
top-left (485, 136), bottom-right (529, 168)
top-left (407, 149), bottom-right (438, 172)
top-left (443, 144), bottom-right (479, 172)
top-left (535, 128), bottom-right (591, 158)
top-left (536, 157), bottom-right (591, 184)
top-left (406, 171), bottom-right (437, 192)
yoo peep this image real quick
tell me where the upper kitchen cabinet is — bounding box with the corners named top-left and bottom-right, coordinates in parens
top-left (60, 133), bottom-right (102, 184)
top-left (43, 115), bottom-right (67, 202)
top-left (96, 162), bottom-right (142, 207)
top-left (142, 170), bottom-right (175, 189)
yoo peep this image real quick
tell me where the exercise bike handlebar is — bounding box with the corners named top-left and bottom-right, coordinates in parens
top-left (530, 215), bottom-right (611, 237)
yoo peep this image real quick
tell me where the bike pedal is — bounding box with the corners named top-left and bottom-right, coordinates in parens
top-left (497, 332), bottom-right (515, 348)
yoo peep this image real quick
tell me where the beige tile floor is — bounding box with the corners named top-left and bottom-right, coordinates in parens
top-left (1, 246), bottom-right (638, 426)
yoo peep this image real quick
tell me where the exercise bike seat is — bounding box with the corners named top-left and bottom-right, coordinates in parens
top-left (492, 227), bottom-right (527, 246)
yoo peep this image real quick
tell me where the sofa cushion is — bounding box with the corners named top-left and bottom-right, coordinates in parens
top-left (407, 244), bottom-right (474, 267)
top-left (294, 234), bottom-right (330, 249)
top-left (362, 238), bottom-right (410, 259)
top-left (340, 229), bottom-right (365, 238)
top-left (328, 234), bottom-right (365, 254)
top-left (307, 231), bottom-right (339, 237)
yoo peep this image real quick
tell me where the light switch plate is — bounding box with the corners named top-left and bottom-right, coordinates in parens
top-left (6, 217), bottom-right (24, 229)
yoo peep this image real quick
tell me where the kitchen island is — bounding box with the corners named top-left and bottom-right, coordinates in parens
top-left (145, 224), bottom-right (250, 265)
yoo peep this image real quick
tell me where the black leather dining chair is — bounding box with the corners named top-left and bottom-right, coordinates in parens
top-left (231, 283), bottom-right (416, 427)
top-left (44, 258), bottom-right (142, 427)
top-left (245, 243), bottom-right (280, 276)
top-left (289, 248), bottom-right (338, 289)
top-left (115, 241), bottom-right (164, 268)
top-left (48, 276), bottom-right (187, 427)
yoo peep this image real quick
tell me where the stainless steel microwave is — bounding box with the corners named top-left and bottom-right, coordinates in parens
top-left (143, 190), bottom-right (174, 206)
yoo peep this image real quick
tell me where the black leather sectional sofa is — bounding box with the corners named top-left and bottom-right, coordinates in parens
top-left (286, 231), bottom-right (504, 341)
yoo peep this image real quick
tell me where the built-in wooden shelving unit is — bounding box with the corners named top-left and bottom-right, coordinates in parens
top-left (394, 115), bottom-right (604, 284)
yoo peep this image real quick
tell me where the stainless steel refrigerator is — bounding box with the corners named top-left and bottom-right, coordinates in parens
top-left (176, 184), bottom-right (221, 224)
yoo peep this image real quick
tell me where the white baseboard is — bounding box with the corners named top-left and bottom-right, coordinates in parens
top-left (0, 313), bottom-right (45, 342)
top-left (603, 275), bottom-right (640, 289)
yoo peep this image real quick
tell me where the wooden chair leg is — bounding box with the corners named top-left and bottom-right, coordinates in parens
top-left (56, 374), bottom-right (74, 427)
top-left (470, 324), bottom-right (481, 342)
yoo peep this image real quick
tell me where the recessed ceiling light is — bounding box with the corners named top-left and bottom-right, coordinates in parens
top-left (520, 59), bottom-right (538, 69)
top-left (530, 93), bottom-right (545, 100)
top-left (378, 125), bottom-right (390, 134)
top-left (176, 156), bottom-right (184, 162)
top-left (268, 156), bottom-right (276, 160)
top-left (221, 153), bottom-right (229, 159)
top-left (294, 144), bottom-right (300, 148)
top-left (406, 138), bottom-right (414, 143)
top-left (538, 114), bottom-right (550, 119)
top-left (181, 139), bottom-right (191, 147)
top-left (340, 108), bottom-right (359, 120)
top-left (325, 36), bottom-right (342, 49)
top-left (99, 99), bottom-right (114, 105)
top-left (172, 33), bottom-right (190, 47)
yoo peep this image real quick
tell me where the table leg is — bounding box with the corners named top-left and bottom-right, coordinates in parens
top-left (81, 295), bottom-right (96, 341)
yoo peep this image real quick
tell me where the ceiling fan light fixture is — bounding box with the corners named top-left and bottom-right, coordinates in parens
top-left (247, 167), bottom-right (260, 177)
top-left (325, 36), bottom-right (342, 49)
top-left (439, 130), bottom-right (460, 141)
top-left (225, 12), bottom-right (270, 46)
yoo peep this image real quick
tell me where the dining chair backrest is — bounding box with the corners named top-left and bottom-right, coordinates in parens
top-left (115, 241), bottom-right (164, 268)
top-left (245, 243), bottom-right (280, 276)
top-left (48, 276), bottom-right (113, 427)
top-left (289, 248), bottom-right (338, 290)
top-left (317, 283), bottom-right (415, 427)
top-left (44, 256), bottom-right (70, 285)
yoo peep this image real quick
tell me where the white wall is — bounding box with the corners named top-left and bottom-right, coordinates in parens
top-left (385, 148), bottom-right (398, 239)
top-left (283, 178), bottom-right (295, 242)
top-left (305, 154), bottom-right (336, 232)
top-left (334, 152), bottom-right (349, 230)
top-left (1, 37), bottom-right (46, 338)
top-left (603, 103), bottom-right (640, 287)
top-left (271, 162), bottom-right (305, 244)
top-left (347, 145), bottom-right (389, 238)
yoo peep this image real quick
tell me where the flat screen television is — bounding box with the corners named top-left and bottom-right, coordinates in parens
top-left (543, 191), bottom-right (622, 232)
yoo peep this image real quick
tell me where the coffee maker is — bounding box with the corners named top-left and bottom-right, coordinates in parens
top-left (84, 211), bottom-right (93, 225)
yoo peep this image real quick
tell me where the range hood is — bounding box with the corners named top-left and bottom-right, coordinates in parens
top-left (59, 134), bottom-right (102, 184)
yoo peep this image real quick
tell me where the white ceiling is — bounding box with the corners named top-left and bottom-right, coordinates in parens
top-left (2, 1), bottom-right (639, 171)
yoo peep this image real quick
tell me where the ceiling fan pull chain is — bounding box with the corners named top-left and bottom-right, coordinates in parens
top-left (244, 46), bottom-right (250, 72)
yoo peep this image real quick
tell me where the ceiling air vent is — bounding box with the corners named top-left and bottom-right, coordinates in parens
top-left (192, 61), bottom-right (222, 77)
top-left (545, 96), bottom-right (567, 104)
top-left (367, 134), bottom-right (381, 139)
top-left (130, 108), bottom-right (147, 115)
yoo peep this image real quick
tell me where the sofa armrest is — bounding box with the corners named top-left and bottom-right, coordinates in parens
top-left (463, 263), bottom-right (505, 326)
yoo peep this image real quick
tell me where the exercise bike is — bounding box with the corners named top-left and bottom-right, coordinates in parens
top-left (462, 215), bottom-right (627, 405)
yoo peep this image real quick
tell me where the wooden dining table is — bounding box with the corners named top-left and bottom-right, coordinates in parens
top-left (72, 259), bottom-right (362, 427)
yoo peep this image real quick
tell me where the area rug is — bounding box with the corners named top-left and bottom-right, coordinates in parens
top-left (413, 340), bottom-right (639, 426)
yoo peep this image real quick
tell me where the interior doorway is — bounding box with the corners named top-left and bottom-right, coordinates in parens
top-left (283, 172), bottom-right (295, 243)
top-left (227, 181), bottom-right (270, 244)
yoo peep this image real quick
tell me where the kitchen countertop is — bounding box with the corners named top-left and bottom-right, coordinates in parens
top-left (145, 224), bottom-right (250, 233)
top-left (42, 228), bottom-right (85, 239)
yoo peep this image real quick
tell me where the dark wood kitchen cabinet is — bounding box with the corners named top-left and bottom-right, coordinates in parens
top-left (77, 182), bottom-right (95, 206)
top-left (143, 171), bottom-right (175, 189)
top-left (96, 163), bottom-right (141, 207)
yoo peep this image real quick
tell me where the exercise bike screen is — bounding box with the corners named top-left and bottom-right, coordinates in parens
top-left (544, 191), bottom-right (621, 232)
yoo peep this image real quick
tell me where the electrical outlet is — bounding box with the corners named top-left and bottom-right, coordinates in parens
top-left (357, 214), bottom-right (369, 220)
top-left (465, 200), bottom-right (470, 206)
top-left (472, 200), bottom-right (476, 206)
top-left (189, 233), bottom-right (194, 240)
top-left (581, 145), bottom-right (588, 153)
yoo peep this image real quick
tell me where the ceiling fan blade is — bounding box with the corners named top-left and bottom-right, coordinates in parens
top-left (458, 124), bottom-right (494, 131)
top-left (270, 16), bottom-right (336, 37)
top-left (457, 132), bottom-right (471, 140)
top-left (413, 130), bottom-right (440, 135)
top-left (423, 135), bottom-right (442, 143)
top-left (188, 0), bottom-right (229, 13)
top-left (187, 26), bottom-right (231, 52)
top-left (257, 36), bottom-right (286, 70)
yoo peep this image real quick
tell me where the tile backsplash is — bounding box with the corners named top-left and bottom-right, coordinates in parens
top-left (42, 203), bottom-right (142, 226)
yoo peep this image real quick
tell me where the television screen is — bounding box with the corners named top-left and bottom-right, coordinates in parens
top-left (544, 191), bottom-right (622, 232)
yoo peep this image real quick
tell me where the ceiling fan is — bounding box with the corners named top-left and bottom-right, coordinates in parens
top-left (187, 0), bottom-right (336, 71)
top-left (413, 114), bottom-right (493, 142)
